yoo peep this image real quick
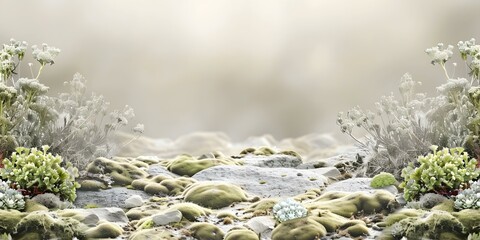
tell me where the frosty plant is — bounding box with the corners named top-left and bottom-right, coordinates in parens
top-left (455, 180), bottom-right (480, 210)
top-left (0, 146), bottom-right (80, 202)
top-left (272, 198), bottom-right (308, 222)
top-left (0, 38), bottom-right (143, 171)
top-left (400, 146), bottom-right (479, 202)
top-left (337, 38), bottom-right (480, 177)
top-left (0, 179), bottom-right (25, 210)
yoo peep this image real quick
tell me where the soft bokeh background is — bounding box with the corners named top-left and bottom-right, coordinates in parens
top-left (1, 1), bottom-right (479, 142)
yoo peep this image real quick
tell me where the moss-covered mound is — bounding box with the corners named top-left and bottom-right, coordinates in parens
top-left (129, 228), bottom-right (177, 240)
top-left (244, 198), bottom-right (278, 217)
top-left (306, 190), bottom-right (396, 218)
top-left (382, 210), bottom-right (467, 240)
top-left (224, 227), bottom-right (260, 240)
top-left (132, 175), bottom-right (196, 195)
top-left (183, 181), bottom-right (249, 209)
top-left (13, 211), bottom-right (87, 239)
top-left (188, 222), bottom-right (225, 240)
top-left (166, 154), bottom-right (239, 177)
top-left (0, 210), bottom-right (26, 234)
top-left (168, 202), bottom-right (212, 222)
top-left (86, 157), bottom-right (148, 186)
top-left (271, 217), bottom-right (327, 240)
top-left (85, 222), bottom-right (123, 238)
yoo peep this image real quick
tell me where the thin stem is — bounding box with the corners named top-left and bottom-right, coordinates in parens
top-left (35, 64), bottom-right (45, 80)
top-left (441, 63), bottom-right (450, 80)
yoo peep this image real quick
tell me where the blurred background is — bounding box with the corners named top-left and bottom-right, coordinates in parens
top-left (1, 1), bottom-right (479, 142)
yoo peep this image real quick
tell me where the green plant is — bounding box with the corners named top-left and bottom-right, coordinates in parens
top-left (400, 146), bottom-right (480, 202)
top-left (0, 39), bottom-right (142, 171)
top-left (469, 232), bottom-right (480, 240)
top-left (0, 146), bottom-right (80, 202)
top-left (370, 172), bottom-right (397, 188)
top-left (337, 39), bottom-right (480, 177)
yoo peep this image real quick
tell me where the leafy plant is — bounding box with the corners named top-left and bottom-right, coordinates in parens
top-left (455, 180), bottom-right (480, 210)
top-left (0, 179), bottom-right (25, 210)
top-left (0, 146), bottom-right (80, 202)
top-left (0, 38), bottom-right (143, 171)
top-left (400, 146), bottom-right (479, 202)
top-left (370, 172), bottom-right (397, 188)
top-left (337, 39), bottom-right (480, 177)
top-left (272, 198), bottom-right (307, 222)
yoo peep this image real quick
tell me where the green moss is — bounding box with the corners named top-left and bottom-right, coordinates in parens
top-left (306, 190), bottom-right (395, 218)
top-left (224, 228), bottom-right (259, 240)
top-left (24, 199), bottom-right (49, 212)
top-left (0, 209), bottom-right (25, 233)
top-left (432, 199), bottom-right (455, 212)
top-left (13, 211), bottom-right (86, 239)
top-left (166, 154), bottom-right (238, 177)
top-left (383, 208), bottom-right (423, 226)
top-left (83, 203), bottom-right (100, 209)
top-left (78, 179), bottom-right (107, 191)
top-left (129, 228), bottom-right (177, 240)
top-left (85, 157), bottom-right (148, 186)
top-left (188, 222), bottom-right (224, 240)
top-left (339, 220), bottom-right (369, 238)
top-left (311, 210), bottom-right (348, 232)
top-left (370, 172), bottom-right (397, 188)
top-left (144, 183), bottom-right (169, 195)
top-left (168, 202), bottom-right (211, 222)
top-left (383, 210), bottom-right (467, 240)
top-left (271, 217), bottom-right (327, 240)
top-left (453, 209), bottom-right (480, 232)
top-left (183, 181), bottom-right (249, 209)
top-left (126, 205), bottom-right (163, 221)
top-left (216, 211), bottom-right (238, 219)
top-left (85, 222), bottom-right (123, 238)
top-left (245, 199), bottom-right (278, 215)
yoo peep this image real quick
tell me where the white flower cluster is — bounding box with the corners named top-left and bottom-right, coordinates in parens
top-left (272, 198), bottom-right (308, 222)
top-left (32, 43), bottom-right (60, 66)
top-left (425, 43), bottom-right (454, 65)
top-left (0, 180), bottom-right (25, 210)
top-left (455, 180), bottom-right (480, 210)
top-left (0, 39), bottom-right (27, 80)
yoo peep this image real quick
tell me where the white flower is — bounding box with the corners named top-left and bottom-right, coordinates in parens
top-left (32, 43), bottom-right (60, 65)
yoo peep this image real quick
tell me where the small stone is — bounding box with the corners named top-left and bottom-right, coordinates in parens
top-left (152, 210), bottom-right (182, 226)
top-left (125, 195), bottom-right (144, 209)
top-left (246, 216), bottom-right (275, 236)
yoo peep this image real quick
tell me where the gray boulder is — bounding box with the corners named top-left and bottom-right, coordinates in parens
top-left (324, 177), bottom-right (398, 195)
top-left (152, 210), bottom-right (183, 226)
top-left (240, 154), bottom-right (303, 168)
top-left (75, 188), bottom-right (151, 209)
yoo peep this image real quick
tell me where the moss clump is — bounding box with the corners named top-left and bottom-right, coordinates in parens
top-left (338, 220), bottom-right (369, 238)
top-left (188, 222), bottom-right (224, 240)
top-left (23, 199), bottom-right (49, 212)
top-left (244, 198), bottom-right (278, 215)
top-left (224, 228), bottom-right (259, 240)
top-left (311, 210), bottom-right (348, 232)
top-left (382, 210), bottom-right (467, 239)
top-left (168, 202), bottom-right (212, 222)
top-left (85, 222), bottom-right (123, 238)
top-left (13, 211), bottom-right (86, 239)
top-left (183, 181), bottom-right (249, 209)
top-left (78, 180), bottom-right (107, 191)
top-left (306, 190), bottom-right (396, 218)
top-left (0, 209), bottom-right (25, 233)
top-left (86, 157), bottom-right (148, 186)
top-left (370, 172), bottom-right (397, 188)
top-left (166, 154), bottom-right (239, 177)
top-left (452, 209), bottom-right (480, 232)
top-left (129, 228), bottom-right (177, 240)
top-left (138, 176), bottom-right (196, 196)
top-left (271, 217), bottom-right (327, 240)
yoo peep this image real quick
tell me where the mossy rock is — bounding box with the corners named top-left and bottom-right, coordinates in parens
top-left (0, 209), bottom-right (26, 233)
top-left (370, 172), bottom-right (397, 188)
top-left (453, 209), bottom-right (480, 232)
top-left (271, 217), bottom-right (327, 240)
top-left (224, 227), bottom-right (259, 240)
top-left (126, 204), bottom-right (164, 221)
top-left (86, 157), bottom-right (148, 186)
top-left (140, 177), bottom-right (196, 196)
top-left (432, 199), bottom-right (455, 212)
top-left (13, 211), bottom-right (87, 239)
top-left (188, 222), bottom-right (224, 240)
top-left (382, 210), bottom-right (467, 240)
top-left (166, 154), bottom-right (239, 177)
top-left (85, 222), bottom-right (123, 238)
top-left (129, 228), bottom-right (177, 240)
top-left (244, 198), bottom-right (278, 215)
top-left (383, 208), bottom-right (424, 226)
top-left (338, 220), bottom-right (369, 238)
top-left (294, 189), bottom-right (323, 201)
top-left (306, 190), bottom-right (396, 218)
top-left (240, 147), bottom-right (276, 156)
top-left (183, 181), bottom-right (249, 209)
top-left (168, 202), bottom-right (212, 222)
top-left (311, 210), bottom-right (348, 232)
top-left (78, 179), bottom-right (107, 191)
top-left (24, 199), bottom-right (49, 212)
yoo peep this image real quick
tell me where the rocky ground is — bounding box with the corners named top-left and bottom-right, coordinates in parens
top-left (1, 132), bottom-right (478, 239)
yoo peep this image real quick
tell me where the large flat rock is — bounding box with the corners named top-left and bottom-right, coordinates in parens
top-left (192, 165), bottom-right (340, 198)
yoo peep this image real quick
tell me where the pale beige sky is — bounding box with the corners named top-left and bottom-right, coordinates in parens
top-left (1, 1), bottom-right (479, 141)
